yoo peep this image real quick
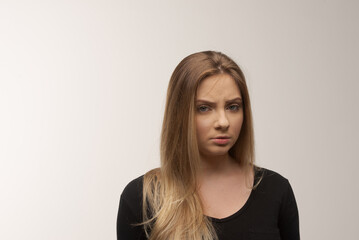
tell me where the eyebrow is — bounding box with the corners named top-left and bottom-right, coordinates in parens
top-left (196, 97), bottom-right (242, 104)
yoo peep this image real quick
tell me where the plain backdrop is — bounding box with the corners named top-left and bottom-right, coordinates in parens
top-left (1, 0), bottom-right (358, 239)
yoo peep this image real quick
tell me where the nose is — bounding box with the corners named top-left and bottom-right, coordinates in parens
top-left (214, 110), bottom-right (229, 130)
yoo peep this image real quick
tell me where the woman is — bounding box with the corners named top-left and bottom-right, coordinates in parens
top-left (117, 51), bottom-right (300, 240)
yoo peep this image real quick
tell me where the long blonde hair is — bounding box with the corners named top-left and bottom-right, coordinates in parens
top-left (140, 51), bottom-right (258, 239)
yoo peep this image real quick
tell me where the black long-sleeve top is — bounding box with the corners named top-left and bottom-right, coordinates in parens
top-left (117, 167), bottom-right (300, 240)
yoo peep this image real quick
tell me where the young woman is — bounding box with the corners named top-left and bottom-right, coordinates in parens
top-left (117, 51), bottom-right (300, 240)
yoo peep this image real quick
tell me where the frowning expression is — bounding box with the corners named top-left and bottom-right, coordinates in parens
top-left (195, 74), bottom-right (243, 158)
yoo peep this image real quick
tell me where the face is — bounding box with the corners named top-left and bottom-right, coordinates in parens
top-left (195, 74), bottom-right (243, 158)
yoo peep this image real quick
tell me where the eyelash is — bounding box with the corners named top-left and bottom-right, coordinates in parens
top-left (196, 104), bottom-right (242, 113)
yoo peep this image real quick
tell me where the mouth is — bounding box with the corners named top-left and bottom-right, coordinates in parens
top-left (212, 136), bottom-right (230, 145)
top-left (213, 136), bottom-right (230, 139)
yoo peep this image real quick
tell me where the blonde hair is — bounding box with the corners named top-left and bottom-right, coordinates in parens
top-left (140, 51), bottom-right (259, 239)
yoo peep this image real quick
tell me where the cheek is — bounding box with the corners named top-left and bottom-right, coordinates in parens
top-left (230, 115), bottom-right (244, 135)
top-left (196, 117), bottom-right (212, 140)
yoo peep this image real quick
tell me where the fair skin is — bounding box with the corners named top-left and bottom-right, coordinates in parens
top-left (195, 74), bottom-right (254, 219)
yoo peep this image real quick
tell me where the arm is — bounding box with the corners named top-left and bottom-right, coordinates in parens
top-left (117, 195), bottom-right (145, 240)
top-left (278, 180), bottom-right (300, 240)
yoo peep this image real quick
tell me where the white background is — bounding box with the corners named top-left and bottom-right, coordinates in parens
top-left (1, 0), bottom-right (358, 239)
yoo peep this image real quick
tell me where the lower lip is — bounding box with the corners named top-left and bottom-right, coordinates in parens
top-left (212, 138), bottom-right (230, 144)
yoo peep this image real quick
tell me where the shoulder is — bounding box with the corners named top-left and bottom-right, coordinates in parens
top-left (256, 166), bottom-right (289, 183)
top-left (252, 167), bottom-right (300, 238)
top-left (257, 167), bottom-right (288, 181)
top-left (121, 168), bottom-right (161, 202)
top-left (255, 166), bottom-right (291, 195)
top-left (117, 175), bottom-right (146, 238)
top-left (121, 174), bottom-right (144, 204)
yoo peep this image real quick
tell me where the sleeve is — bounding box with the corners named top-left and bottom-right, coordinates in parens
top-left (116, 195), bottom-right (146, 240)
top-left (278, 180), bottom-right (300, 240)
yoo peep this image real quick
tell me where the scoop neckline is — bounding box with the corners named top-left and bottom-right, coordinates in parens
top-left (205, 167), bottom-right (261, 223)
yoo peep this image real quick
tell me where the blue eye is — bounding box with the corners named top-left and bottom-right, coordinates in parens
top-left (197, 105), bottom-right (210, 112)
top-left (228, 104), bottom-right (241, 111)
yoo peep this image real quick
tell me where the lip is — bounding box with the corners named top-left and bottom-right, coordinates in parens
top-left (211, 136), bottom-right (230, 145)
top-left (213, 135), bottom-right (230, 139)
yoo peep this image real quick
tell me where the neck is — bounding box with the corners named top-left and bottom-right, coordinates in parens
top-left (198, 153), bottom-right (238, 175)
top-left (197, 154), bottom-right (254, 189)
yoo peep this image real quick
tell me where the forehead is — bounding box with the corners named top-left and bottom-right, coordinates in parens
top-left (196, 74), bottom-right (241, 99)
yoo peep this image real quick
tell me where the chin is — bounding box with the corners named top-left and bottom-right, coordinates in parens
top-left (200, 148), bottom-right (231, 157)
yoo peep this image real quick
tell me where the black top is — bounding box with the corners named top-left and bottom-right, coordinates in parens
top-left (117, 168), bottom-right (300, 240)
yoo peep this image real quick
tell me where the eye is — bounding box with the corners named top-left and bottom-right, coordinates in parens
top-left (197, 105), bottom-right (210, 113)
top-left (227, 104), bottom-right (241, 111)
